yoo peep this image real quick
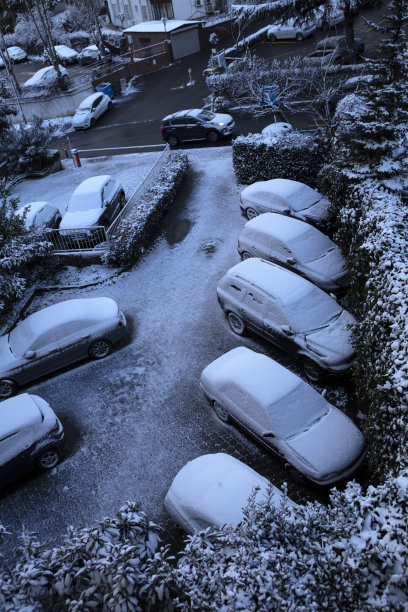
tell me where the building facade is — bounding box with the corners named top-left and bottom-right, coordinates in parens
top-left (107, 0), bottom-right (218, 28)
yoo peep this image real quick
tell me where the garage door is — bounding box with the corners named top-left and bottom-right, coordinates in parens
top-left (170, 27), bottom-right (200, 60)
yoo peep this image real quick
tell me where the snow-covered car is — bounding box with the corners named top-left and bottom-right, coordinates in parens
top-left (313, 7), bottom-right (345, 30)
top-left (238, 213), bottom-right (347, 291)
top-left (304, 36), bottom-right (365, 66)
top-left (201, 347), bottom-right (366, 486)
top-left (0, 297), bottom-right (127, 398)
top-left (54, 44), bottom-right (79, 65)
top-left (240, 178), bottom-right (330, 225)
top-left (59, 175), bottom-right (125, 245)
top-left (261, 122), bottom-right (293, 137)
top-left (78, 44), bottom-right (111, 66)
top-left (217, 257), bottom-right (356, 382)
top-left (23, 65), bottom-right (69, 90)
top-left (165, 453), bottom-right (295, 533)
top-left (72, 92), bottom-right (112, 130)
top-left (16, 201), bottom-right (62, 230)
top-left (6, 45), bottom-right (27, 63)
top-left (0, 394), bottom-right (64, 489)
top-left (161, 108), bottom-right (235, 146)
top-left (267, 18), bottom-right (316, 42)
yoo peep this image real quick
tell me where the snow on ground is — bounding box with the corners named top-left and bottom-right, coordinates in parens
top-left (11, 151), bottom-right (162, 214)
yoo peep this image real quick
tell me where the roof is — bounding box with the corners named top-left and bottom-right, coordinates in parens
top-left (123, 20), bottom-right (200, 34)
top-left (244, 212), bottom-right (311, 242)
top-left (162, 108), bottom-right (198, 122)
top-left (71, 175), bottom-right (111, 197)
top-left (228, 258), bottom-right (313, 303)
top-left (78, 92), bottom-right (104, 108)
top-left (0, 394), bottom-right (42, 439)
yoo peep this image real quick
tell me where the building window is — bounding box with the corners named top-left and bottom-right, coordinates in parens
top-left (140, 37), bottom-right (151, 45)
top-left (151, 2), bottom-right (174, 19)
top-left (141, 5), bottom-right (148, 20)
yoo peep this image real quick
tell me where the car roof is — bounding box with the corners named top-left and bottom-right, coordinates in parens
top-left (244, 212), bottom-right (312, 241)
top-left (0, 394), bottom-right (42, 438)
top-left (79, 92), bottom-right (104, 107)
top-left (16, 297), bottom-right (119, 339)
top-left (227, 257), bottom-right (314, 302)
top-left (162, 108), bottom-right (202, 122)
top-left (71, 175), bottom-right (112, 197)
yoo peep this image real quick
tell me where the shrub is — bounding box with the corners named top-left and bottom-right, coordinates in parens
top-left (105, 153), bottom-right (189, 267)
top-left (232, 131), bottom-right (323, 185)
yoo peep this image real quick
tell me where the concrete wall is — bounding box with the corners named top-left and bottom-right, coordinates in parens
top-left (9, 84), bottom-right (95, 123)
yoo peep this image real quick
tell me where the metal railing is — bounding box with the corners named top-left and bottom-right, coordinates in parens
top-left (45, 226), bottom-right (108, 253)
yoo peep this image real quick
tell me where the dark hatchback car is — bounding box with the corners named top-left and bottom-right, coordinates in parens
top-left (0, 393), bottom-right (64, 490)
top-left (161, 108), bottom-right (235, 146)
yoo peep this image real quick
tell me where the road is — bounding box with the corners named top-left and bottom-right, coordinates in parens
top-left (0, 148), bottom-right (363, 562)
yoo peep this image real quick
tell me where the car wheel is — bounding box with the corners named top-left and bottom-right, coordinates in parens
top-left (90, 117), bottom-right (96, 128)
top-left (241, 251), bottom-right (252, 260)
top-left (269, 33), bottom-right (277, 42)
top-left (108, 101), bottom-right (113, 110)
top-left (166, 134), bottom-right (179, 147)
top-left (228, 312), bottom-right (246, 336)
top-left (246, 207), bottom-right (258, 220)
top-left (207, 130), bottom-right (220, 143)
top-left (213, 401), bottom-right (230, 423)
top-left (89, 339), bottom-right (112, 359)
top-left (300, 357), bottom-right (324, 383)
top-left (0, 379), bottom-right (17, 399)
top-left (296, 32), bottom-right (304, 41)
top-left (37, 448), bottom-right (60, 471)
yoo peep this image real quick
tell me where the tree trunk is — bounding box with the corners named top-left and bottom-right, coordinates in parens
top-left (344, 1), bottom-right (357, 62)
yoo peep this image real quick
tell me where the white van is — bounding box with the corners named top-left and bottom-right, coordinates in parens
top-left (238, 213), bottom-right (347, 291)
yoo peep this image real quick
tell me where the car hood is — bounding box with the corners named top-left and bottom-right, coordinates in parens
top-left (305, 309), bottom-right (355, 362)
top-left (286, 407), bottom-right (364, 477)
top-left (72, 111), bottom-right (90, 125)
top-left (303, 248), bottom-right (347, 281)
top-left (296, 196), bottom-right (330, 223)
top-left (0, 334), bottom-right (16, 372)
top-left (59, 209), bottom-right (102, 229)
top-left (210, 113), bottom-right (233, 125)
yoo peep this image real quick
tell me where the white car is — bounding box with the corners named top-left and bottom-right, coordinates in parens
top-left (240, 178), bottom-right (330, 225)
top-left (16, 201), bottom-right (62, 230)
top-left (6, 45), bottom-right (27, 63)
top-left (165, 453), bottom-right (295, 533)
top-left (201, 348), bottom-right (366, 486)
top-left (72, 92), bottom-right (112, 130)
top-left (267, 18), bottom-right (316, 42)
top-left (0, 394), bottom-right (64, 489)
top-left (23, 65), bottom-right (69, 89)
top-left (313, 7), bottom-right (345, 30)
top-left (261, 122), bottom-right (293, 137)
top-left (237, 213), bottom-right (347, 291)
top-left (54, 44), bottom-right (78, 65)
top-left (78, 44), bottom-right (110, 66)
top-left (217, 258), bottom-right (356, 381)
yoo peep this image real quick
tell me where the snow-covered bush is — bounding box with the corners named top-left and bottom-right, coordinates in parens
top-left (1, 117), bottom-right (52, 175)
top-left (106, 153), bottom-right (189, 267)
top-left (233, 131), bottom-right (322, 185)
top-left (163, 474), bottom-right (408, 610)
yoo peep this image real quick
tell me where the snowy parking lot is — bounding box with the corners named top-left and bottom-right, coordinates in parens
top-left (0, 147), bottom-right (352, 560)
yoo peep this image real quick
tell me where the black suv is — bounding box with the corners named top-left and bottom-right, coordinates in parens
top-left (161, 108), bottom-right (235, 146)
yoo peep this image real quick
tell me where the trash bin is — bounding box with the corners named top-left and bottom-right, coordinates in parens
top-left (95, 82), bottom-right (114, 98)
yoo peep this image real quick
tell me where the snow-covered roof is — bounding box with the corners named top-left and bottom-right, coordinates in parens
top-left (243, 179), bottom-right (323, 213)
top-left (0, 394), bottom-right (42, 438)
top-left (123, 20), bottom-right (200, 34)
top-left (244, 212), bottom-right (311, 242)
top-left (55, 44), bottom-right (78, 58)
top-left (78, 92), bottom-right (104, 109)
top-left (228, 258), bottom-right (312, 303)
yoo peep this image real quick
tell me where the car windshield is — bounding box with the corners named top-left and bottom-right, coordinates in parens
top-left (287, 185), bottom-right (322, 212)
top-left (288, 228), bottom-right (334, 263)
top-left (266, 382), bottom-right (328, 438)
top-left (78, 100), bottom-right (92, 110)
top-left (9, 320), bottom-right (35, 356)
top-left (196, 110), bottom-right (215, 121)
top-left (285, 286), bottom-right (342, 332)
top-left (68, 191), bottom-right (101, 212)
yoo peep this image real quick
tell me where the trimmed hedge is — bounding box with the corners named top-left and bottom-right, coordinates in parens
top-left (105, 153), bottom-right (189, 267)
top-left (232, 132), bottom-right (323, 186)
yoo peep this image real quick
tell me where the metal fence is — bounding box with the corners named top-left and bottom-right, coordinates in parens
top-left (45, 144), bottom-right (171, 255)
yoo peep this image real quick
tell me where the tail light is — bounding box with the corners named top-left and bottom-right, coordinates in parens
top-left (48, 419), bottom-right (59, 433)
top-left (118, 312), bottom-right (126, 327)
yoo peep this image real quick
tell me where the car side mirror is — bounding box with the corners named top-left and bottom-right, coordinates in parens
top-left (321, 388), bottom-right (327, 398)
top-left (281, 325), bottom-right (294, 336)
top-left (329, 293), bottom-right (337, 300)
top-left (287, 257), bottom-right (296, 265)
top-left (24, 350), bottom-right (36, 359)
top-left (262, 431), bottom-right (275, 438)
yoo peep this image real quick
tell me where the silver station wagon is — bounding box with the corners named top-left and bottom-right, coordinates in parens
top-left (217, 258), bottom-right (355, 382)
top-left (201, 347), bottom-right (366, 486)
top-left (0, 297), bottom-right (127, 398)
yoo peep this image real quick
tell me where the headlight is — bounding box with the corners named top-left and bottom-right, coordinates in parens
top-left (218, 122), bottom-right (224, 126)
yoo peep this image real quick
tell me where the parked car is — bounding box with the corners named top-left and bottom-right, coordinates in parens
top-left (267, 18), bottom-right (316, 42)
top-left (240, 178), bottom-right (330, 225)
top-left (54, 44), bottom-right (79, 65)
top-left (201, 347), bottom-right (366, 486)
top-left (16, 201), bottom-right (62, 230)
top-left (161, 108), bottom-right (235, 146)
top-left (72, 92), bottom-right (112, 130)
top-left (6, 45), bottom-right (27, 63)
top-left (261, 122), bottom-right (293, 137)
top-left (0, 297), bottom-right (127, 398)
top-left (313, 7), bottom-right (345, 30)
top-left (217, 257), bottom-right (356, 382)
top-left (165, 453), bottom-right (295, 533)
top-left (0, 393), bottom-right (64, 489)
top-left (304, 36), bottom-right (365, 66)
top-left (23, 65), bottom-right (69, 90)
top-left (238, 213), bottom-right (347, 291)
top-left (59, 175), bottom-right (125, 246)
top-left (78, 44), bottom-right (111, 66)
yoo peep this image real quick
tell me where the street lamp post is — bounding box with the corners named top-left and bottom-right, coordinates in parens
top-left (162, 16), bottom-right (168, 41)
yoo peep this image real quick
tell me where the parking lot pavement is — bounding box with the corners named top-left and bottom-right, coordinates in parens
top-left (1, 147), bottom-right (343, 561)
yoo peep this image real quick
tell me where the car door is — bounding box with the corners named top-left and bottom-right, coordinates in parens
top-left (242, 287), bottom-right (267, 336)
top-left (262, 299), bottom-right (297, 355)
top-left (185, 116), bottom-right (206, 140)
top-left (171, 117), bottom-right (189, 141)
